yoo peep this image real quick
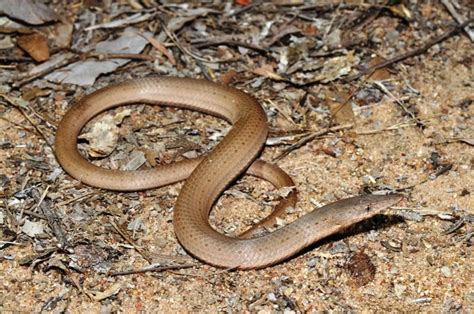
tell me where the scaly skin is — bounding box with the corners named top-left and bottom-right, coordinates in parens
top-left (55, 77), bottom-right (402, 269)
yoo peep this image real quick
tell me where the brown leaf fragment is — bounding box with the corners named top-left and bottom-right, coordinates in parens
top-left (143, 148), bottom-right (160, 167)
top-left (21, 87), bottom-right (51, 101)
top-left (144, 35), bottom-right (176, 65)
top-left (345, 251), bottom-right (376, 287)
top-left (252, 64), bottom-right (284, 81)
top-left (49, 22), bottom-right (73, 49)
top-left (219, 69), bottom-right (239, 85)
top-left (325, 89), bottom-right (355, 125)
top-left (18, 247), bottom-right (57, 266)
top-left (166, 136), bottom-right (201, 157)
top-left (308, 51), bottom-right (359, 83)
top-left (17, 33), bottom-right (50, 62)
top-left (320, 145), bottom-right (338, 158)
top-left (83, 0), bottom-right (105, 7)
top-left (367, 56), bottom-right (392, 81)
top-left (43, 256), bottom-right (68, 273)
top-left (265, 25), bottom-right (302, 47)
top-left (86, 283), bottom-right (122, 301)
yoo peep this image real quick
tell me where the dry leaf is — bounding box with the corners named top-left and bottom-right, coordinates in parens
top-left (21, 220), bottom-right (44, 237)
top-left (79, 110), bottom-right (131, 158)
top-left (144, 35), bottom-right (176, 65)
top-left (0, 0), bottom-right (58, 25)
top-left (143, 147), bottom-right (161, 167)
top-left (45, 27), bottom-right (151, 86)
top-left (459, 138), bottom-right (473, 146)
top-left (253, 64), bottom-right (284, 81)
top-left (49, 22), bottom-right (73, 49)
top-left (219, 69), bottom-right (238, 85)
top-left (310, 51), bottom-right (358, 83)
top-left (17, 33), bottom-right (49, 62)
top-left (367, 56), bottom-right (391, 81)
top-left (326, 89), bottom-right (355, 124)
top-left (87, 283), bottom-right (122, 301)
top-left (388, 3), bottom-right (413, 21)
top-left (80, 115), bottom-right (120, 157)
top-left (21, 87), bottom-right (51, 101)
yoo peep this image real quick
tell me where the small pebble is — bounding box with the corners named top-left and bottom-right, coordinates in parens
top-left (394, 283), bottom-right (406, 298)
top-left (267, 292), bottom-right (277, 302)
top-left (440, 266), bottom-right (452, 277)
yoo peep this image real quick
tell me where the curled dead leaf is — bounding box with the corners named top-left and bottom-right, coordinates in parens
top-left (17, 33), bottom-right (49, 62)
top-left (252, 64), bottom-right (284, 81)
top-left (79, 110), bottom-right (131, 158)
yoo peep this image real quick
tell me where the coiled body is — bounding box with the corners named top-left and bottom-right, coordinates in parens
top-left (55, 77), bottom-right (401, 269)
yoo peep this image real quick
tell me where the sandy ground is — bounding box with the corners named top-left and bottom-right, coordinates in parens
top-left (1, 2), bottom-right (472, 312)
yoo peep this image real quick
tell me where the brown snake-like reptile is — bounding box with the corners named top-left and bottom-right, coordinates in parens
top-left (55, 77), bottom-right (402, 269)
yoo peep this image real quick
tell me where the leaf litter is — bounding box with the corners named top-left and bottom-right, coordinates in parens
top-left (0, 0), bottom-right (473, 312)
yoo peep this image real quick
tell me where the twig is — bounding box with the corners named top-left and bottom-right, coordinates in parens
top-left (271, 118), bottom-right (424, 160)
top-left (85, 12), bottom-right (156, 31)
top-left (79, 51), bottom-right (155, 61)
top-left (109, 218), bottom-right (153, 264)
top-left (13, 53), bottom-right (77, 87)
top-left (16, 208), bottom-right (47, 220)
top-left (372, 81), bottom-right (424, 127)
top-left (159, 17), bottom-right (221, 64)
top-left (13, 51), bottom-right (153, 87)
top-left (0, 94), bottom-right (54, 149)
top-left (109, 263), bottom-right (196, 276)
top-left (341, 18), bottom-right (474, 83)
top-left (266, 99), bottom-right (297, 126)
top-left (442, 217), bottom-right (465, 235)
top-left (0, 116), bottom-right (37, 135)
top-left (272, 124), bottom-right (353, 161)
top-left (193, 39), bottom-right (268, 54)
top-left (356, 121), bottom-right (420, 135)
top-left (0, 241), bottom-right (21, 245)
top-left (30, 185), bottom-right (49, 218)
top-left (441, 0), bottom-right (474, 42)
top-left (56, 191), bottom-right (97, 207)
top-left (37, 187), bottom-right (70, 250)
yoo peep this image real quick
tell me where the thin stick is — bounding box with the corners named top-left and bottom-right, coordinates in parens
top-left (272, 124), bottom-right (353, 161)
top-left (109, 218), bottom-right (153, 264)
top-left (56, 191), bottom-right (96, 207)
top-left (159, 18), bottom-right (217, 64)
top-left (193, 39), bottom-right (267, 54)
top-left (341, 18), bottom-right (474, 83)
top-left (441, 0), bottom-right (474, 41)
top-left (0, 94), bottom-right (54, 149)
top-left (372, 81), bottom-right (423, 127)
top-left (109, 263), bottom-right (196, 276)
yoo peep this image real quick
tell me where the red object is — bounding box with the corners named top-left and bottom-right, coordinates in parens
top-left (235, 0), bottom-right (251, 5)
